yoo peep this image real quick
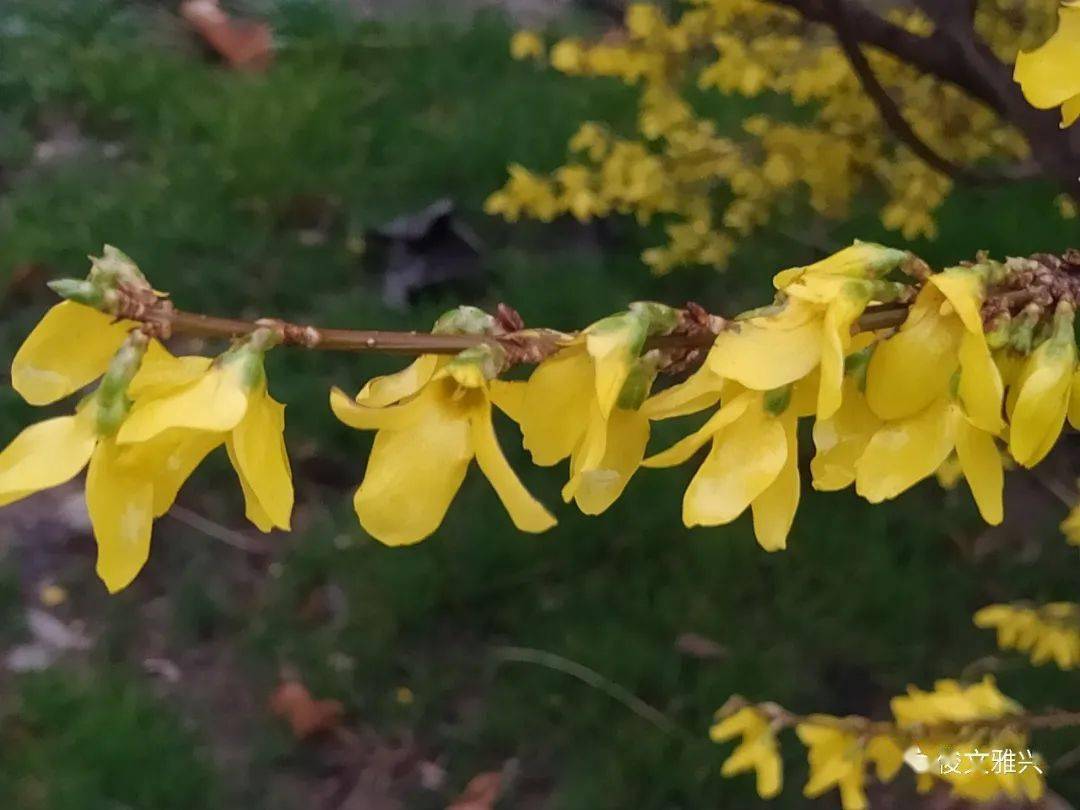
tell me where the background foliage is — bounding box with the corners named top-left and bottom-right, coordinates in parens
top-left (0, 1), bottom-right (1077, 807)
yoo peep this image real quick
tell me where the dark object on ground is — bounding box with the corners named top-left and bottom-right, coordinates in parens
top-left (367, 199), bottom-right (486, 309)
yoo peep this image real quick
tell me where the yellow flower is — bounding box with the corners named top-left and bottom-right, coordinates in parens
top-left (509, 30), bottom-right (544, 61)
top-left (1008, 302), bottom-right (1076, 467)
top-left (0, 335), bottom-right (217, 592)
top-left (975, 602), bottom-right (1080, 670)
top-left (505, 307), bottom-right (672, 515)
top-left (928, 267), bottom-right (1004, 434)
top-left (117, 335), bottom-right (293, 533)
top-left (855, 395), bottom-right (1003, 524)
top-left (645, 381), bottom-right (810, 550)
top-left (772, 240), bottom-right (908, 290)
top-left (331, 347), bottom-right (556, 546)
top-left (810, 373), bottom-right (880, 492)
top-left (891, 676), bottom-right (1019, 728)
top-left (11, 301), bottom-right (134, 406)
top-left (1061, 501), bottom-right (1080, 546)
top-left (708, 287), bottom-right (872, 420)
top-left (709, 707), bottom-right (782, 799)
top-left (1014, 1), bottom-right (1080, 127)
top-left (794, 721), bottom-right (876, 810)
top-left (865, 284), bottom-right (963, 420)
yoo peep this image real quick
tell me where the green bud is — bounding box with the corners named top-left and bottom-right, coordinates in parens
top-left (844, 344), bottom-right (874, 391)
top-left (1008, 304), bottom-right (1041, 354)
top-left (763, 384), bottom-right (792, 416)
top-left (985, 312), bottom-right (1012, 350)
top-left (617, 351), bottom-right (662, 410)
top-left (94, 331), bottom-right (149, 436)
top-left (628, 301), bottom-right (680, 336)
top-left (446, 342), bottom-right (505, 383)
top-left (866, 280), bottom-right (910, 303)
top-left (432, 306), bottom-right (496, 336)
top-left (47, 278), bottom-right (105, 308)
top-left (88, 244), bottom-right (148, 288)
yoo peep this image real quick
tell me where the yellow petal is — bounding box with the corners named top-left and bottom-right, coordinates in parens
top-left (866, 735), bottom-right (905, 781)
top-left (520, 348), bottom-right (593, 466)
top-left (751, 412), bottom-right (799, 551)
top-left (1014, 5), bottom-right (1080, 110)
top-left (0, 411), bottom-right (98, 507)
top-left (86, 439), bottom-right (155, 593)
top-left (811, 380), bottom-right (880, 491)
top-left (489, 379), bottom-right (526, 422)
top-left (118, 364), bottom-right (250, 443)
top-left (353, 388), bottom-right (472, 546)
top-left (1062, 92), bottom-right (1080, 127)
top-left (865, 287), bottom-right (962, 420)
top-left (1068, 368), bottom-right (1080, 430)
top-left (957, 329), bottom-right (1005, 434)
top-left (683, 403), bottom-right (787, 527)
top-left (128, 343), bottom-right (212, 400)
top-left (756, 748), bottom-right (782, 799)
top-left (644, 392), bottom-right (754, 468)
top-left (570, 407), bottom-right (650, 515)
top-left (470, 398), bottom-right (556, 532)
top-left (562, 399), bottom-right (608, 502)
top-left (585, 325), bottom-right (638, 418)
top-left (773, 242), bottom-right (907, 289)
top-left (818, 289), bottom-right (869, 420)
top-left (12, 301), bottom-right (132, 405)
top-left (856, 397), bottom-right (958, 502)
top-left (229, 390), bottom-right (293, 531)
top-left (356, 355), bottom-right (439, 406)
top-left (709, 300), bottom-right (823, 390)
top-left (1009, 339), bottom-right (1075, 467)
top-left (641, 365), bottom-right (723, 420)
top-left (928, 268), bottom-right (985, 335)
top-left (956, 419), bottom-right (1004, 525)
top-left (142, 430), bottom-right (223, 517)
top-left (330, 385), bottom-right (431, 432)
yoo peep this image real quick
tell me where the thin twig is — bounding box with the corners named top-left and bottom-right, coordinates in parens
top-left (168, 504), bottom-right (269, 554)
top-left (492, 645), bottom-right (692, 739)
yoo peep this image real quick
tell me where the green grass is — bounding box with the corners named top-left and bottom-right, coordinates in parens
top-left (0, 1), bottom-right (1078, 808)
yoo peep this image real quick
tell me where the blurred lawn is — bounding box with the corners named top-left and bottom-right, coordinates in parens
top-left (0, 2), bottom-right (1078, 808)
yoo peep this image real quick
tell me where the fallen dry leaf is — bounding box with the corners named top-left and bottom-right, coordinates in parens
top-left (674, 631), bottom-right (728, 660)
top-left (269, 680), bottom-right (344, 739)
top-left (179, 0), bottom-right (273, 72)
top-left (447, 771), bottom-right (502, 810)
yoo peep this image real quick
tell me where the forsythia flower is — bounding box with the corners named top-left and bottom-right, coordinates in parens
top-left (502, 304), bottom-right (676, 515)
top-left (1008, 301), bottom-right (1076, 467)
top-left (0, 334), bottom-right (209, 591)
top-left (509, 30), bottom-right (544, 61)
top-left (1061, 500), bottom-right (1080, 546)
top-left (709, 707), bottom-right (782, 799)
top-left (975, 602), bottom-right (1080, 669)
top-left (795, 719), bottom-right (904, 810)
top-left (332, 346), bottom-right (556, 545)
top-left (116, 333), bottom-right (294, 533)
top-left (645, 381), bottom-right (809, 550)
top-left (1014, 1), bottom-right (1080, 127)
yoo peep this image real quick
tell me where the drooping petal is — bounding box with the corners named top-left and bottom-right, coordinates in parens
top-left (866, 286), bottom-right (962, 420)
top-left (330, 386), bottom-right (430, 432)
top-left (353, 389), bottom-right (472, 546)
top-left (0, 412), bottom-right (98, 507)
top-left (641, 365), bottom-right (723, 420)
top-left (145, 431), bottom-right (223, 517)
top-left (818, 288), bottom-right (869, 419)
top-left (568, 406), bottom-right (650, 515)
top-left (1009, 338), bottom-right (1075, 467)
top-left (469, 398), bottom-right (556, 532)
top-left (1069, 369), bottom-right (1080, 430)
top-left (683, 404), bottom-right (787, 527)
top-left (229, 389), bottom-right (293, 531)
top-left (519, 348), bottom-right (593, 466)
top-left (957, 329), bottom-right (1005, 434)
top-left (811, 379), bottom-right (881, 491)
top-left (751, 411), bottom-right (800, 551)
top-left (955, 420), bottom-right (1004, 525)
top-left (928, 268), bottom-right (985, 335)
top-left (644, 392), bottom-right (754, 468)
top-left (118, 364), bottom-right (250, 443)
top-left (856, 397), bottom-right (959, 502)
top-left (1014, 4), bottom-right (1080, 111)
top-left (12, 301), bottom-right (132, 406)
top-left (86, 439), bottom-right (155, 593)
top-left (561, 399), bottom-right (609, 502)
top-left (489, 379), bottom-right (526, 422)
top-left (585, 322), bottom-right (641, 418)
top-left (708, 300), bottom-right (823, 391)
top-left (226, 439), bottom-right (275, 532)
top-left (355, 355), bottom-right (439, 406)
top-left (773, 241), bottom-right (908, 289)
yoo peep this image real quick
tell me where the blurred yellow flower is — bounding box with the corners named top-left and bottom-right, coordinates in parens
top-left (709, 706), bottom-right (782, 799)
top-left (509, 30), bottom-right (544, 61)
top-left (975, 602), bottom-right (1080, 669)
top-left (1014, 1), bottom-right (1080, 126)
